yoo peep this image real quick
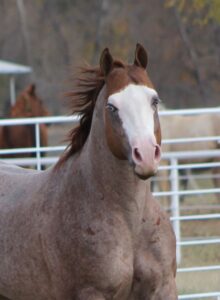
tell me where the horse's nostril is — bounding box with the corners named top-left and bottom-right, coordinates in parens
top-left (134, 148), bottom-right (142, 162)
top-left (155, 145), bottom-right (161, 160)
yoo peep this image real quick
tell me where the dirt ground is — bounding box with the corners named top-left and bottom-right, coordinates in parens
top-left (154, 172), bottom-right (220, 296)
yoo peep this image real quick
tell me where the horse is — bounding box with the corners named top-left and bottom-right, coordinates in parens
top-left (0, 84), bottom-right (49, 163)
top-left (0, 44), bottom-right (177, 300)
top-left (156, 110), bottom-right (220, 202)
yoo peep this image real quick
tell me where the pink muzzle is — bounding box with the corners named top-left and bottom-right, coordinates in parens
top-left (131, 136), bottom-right (161, 179)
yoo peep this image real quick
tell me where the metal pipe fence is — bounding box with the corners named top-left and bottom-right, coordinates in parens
top-left (0, 107), bottom-right (220, 299)
top-left (159, 107), bottom-right (220, 299)
top-left (0, 115), bottom-right (78, 170)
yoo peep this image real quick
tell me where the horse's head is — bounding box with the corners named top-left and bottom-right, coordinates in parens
top-left (10, 84), bottom-right (49, 118)
top-left (56, 44), bottom-right (161, 177)
top-left (101, 44), bottom-right (161, 180)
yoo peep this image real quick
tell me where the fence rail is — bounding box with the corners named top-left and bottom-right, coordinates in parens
top-left (0, 107), bottom-right (220, 299)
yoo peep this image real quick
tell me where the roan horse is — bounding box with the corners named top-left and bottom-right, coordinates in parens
top-left (0, 84), bottom-right (49, 159)
top-left (0, 44), bottom-right (177, 300)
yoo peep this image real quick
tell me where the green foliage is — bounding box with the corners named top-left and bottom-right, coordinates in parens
top-left (166, 0), bottom-right (220, 24)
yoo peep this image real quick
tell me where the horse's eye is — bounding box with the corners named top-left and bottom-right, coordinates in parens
top-left (106, 103), bottom-right (118, 113)
top-left (152, 98), bottom-right (160, 109)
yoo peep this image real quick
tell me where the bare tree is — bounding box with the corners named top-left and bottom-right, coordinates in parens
top-left (92, 0), bottom-right (109, 64)
top-left (173, 6), bottom-right (208, 102)
top-left (16, 0), bottom-right (32, 66)
top-left (42, 2), bottom-right (70, 66)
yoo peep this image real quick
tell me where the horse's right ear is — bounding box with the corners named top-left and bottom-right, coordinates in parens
top-left (100, 48), bottom-right (113, 77)
top-left (134, 43), bottom-right (148, 69)
top-left (26, 84), bottom-right (36, 95)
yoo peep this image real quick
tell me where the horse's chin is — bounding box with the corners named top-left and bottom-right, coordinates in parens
top-left (134, 170), bottom-right (156, 180)
top-left (133, 165), bottom-right (158, 180)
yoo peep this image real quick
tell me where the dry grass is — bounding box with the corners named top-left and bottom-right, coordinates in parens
top-left (158, 174), bottom-right (220, 296)
top-left (177, 269), bottom-right (220, 295)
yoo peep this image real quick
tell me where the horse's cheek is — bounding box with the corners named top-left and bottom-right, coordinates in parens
top-left (104, 111), bottom-right (128, 160)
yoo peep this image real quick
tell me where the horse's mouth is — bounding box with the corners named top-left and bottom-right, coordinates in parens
top-left (128, 160), bottom-right (157, 180)
top-left (134, 167), bottom-right (157, 180)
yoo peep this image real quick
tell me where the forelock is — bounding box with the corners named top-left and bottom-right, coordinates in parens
top-left (106, 64), bottom-right (154, 97)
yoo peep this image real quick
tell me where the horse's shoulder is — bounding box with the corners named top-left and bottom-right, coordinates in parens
top-left (139, 197), bottom-right (176, 259)
top-left (133, 198), bottom-right (176, 298)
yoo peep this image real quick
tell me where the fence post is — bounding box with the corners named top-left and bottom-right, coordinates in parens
top-left (170, 157), bottom-right (181, 264)
top-left (35, 123), bottom-right (41, 171)
top-left (9, 76), bottom-right (16, 105)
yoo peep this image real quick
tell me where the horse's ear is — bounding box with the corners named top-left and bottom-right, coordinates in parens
top-left (26, 84), bottom-right (36, 95)
top-left (134, 43), bottom-right (148, 69)
top-left (100, 48), bottom-right (114, 77)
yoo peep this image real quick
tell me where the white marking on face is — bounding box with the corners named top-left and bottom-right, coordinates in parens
top-left (108, 84), bottom-right (158, 145)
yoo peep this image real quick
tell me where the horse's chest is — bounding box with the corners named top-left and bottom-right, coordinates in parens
top-left (130, 213), bottom-right (177, 299)
top-left (80, 229), bottom-right (169, 300)
top-left (80, 219), bottom-right (134, 297)
top-left (132, 248), bottom-right (163, 298)
top-left (56, 202), bottom-right (175, 299)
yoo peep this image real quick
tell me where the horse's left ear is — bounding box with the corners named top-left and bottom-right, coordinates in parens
top-left (100, 48), bottom-right (114, 77)
top-left (26, 84), bottom-right (36, 95)
top-left (134, 43), bottom-right (148, 69)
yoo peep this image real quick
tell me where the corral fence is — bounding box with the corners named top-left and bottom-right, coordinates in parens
top-left (0, 107), bottom-right (220, 299)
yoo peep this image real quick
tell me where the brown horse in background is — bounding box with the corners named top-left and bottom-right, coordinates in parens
top-left (0, 45), bottom-right (177, 300)
top-left (0, 84), bottom-right (49, 160)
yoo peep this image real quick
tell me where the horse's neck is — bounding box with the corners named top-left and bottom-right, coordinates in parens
top-left (69, 87), bottom-right (152, 232)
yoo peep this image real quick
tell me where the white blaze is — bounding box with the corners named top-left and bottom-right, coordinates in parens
top-left (108, 84), bottom-right (158, 145)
